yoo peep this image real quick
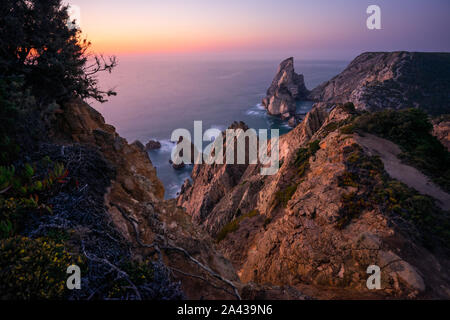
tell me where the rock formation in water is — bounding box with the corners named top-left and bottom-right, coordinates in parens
top-left (262, 57), bottom-right (309, 121)
top-left (309, 52), bottom-right (450, 115)
top-left (145, 139), bottom-right (162, 150)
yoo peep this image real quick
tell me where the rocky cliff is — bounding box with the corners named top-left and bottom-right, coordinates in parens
top-left (178, 104), bottom-right (450, 299)
top-left (48, 99), bottom-right (313, 299)
top-left (262, 57), bottom-right (309, 122)
top-left (309, 52), bottom-right (450, 115)
top-left (50, 99), bottom-right (245, 299)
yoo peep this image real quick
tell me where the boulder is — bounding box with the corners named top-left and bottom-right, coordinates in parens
top-left (145, 139), bottom-right (162, 150)
top-left (169, 159), bottom-right (185, 170)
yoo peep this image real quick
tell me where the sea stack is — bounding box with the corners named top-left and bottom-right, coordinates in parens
top-left (145, 139), bottom-right (162, 150)
top-left (262, 57), bottom-right (309, 119)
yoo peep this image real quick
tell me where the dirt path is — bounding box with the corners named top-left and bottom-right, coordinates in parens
top-left (355, 133), bottom-right (450, 211)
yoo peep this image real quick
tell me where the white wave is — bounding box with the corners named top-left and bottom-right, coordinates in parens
top-left (165, 174), bottom-right (192, 199)
top-left (245, 110), bottom-right (264, 116)
top-left (148, 139), bottom-right (176, 153)
top-left (245, 103), bottom-right (266, 117)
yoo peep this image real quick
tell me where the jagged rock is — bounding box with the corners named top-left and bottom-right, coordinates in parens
top-left (132, 140), bottom-right (145, 151)
top-left (177, 104), bottom-right (450, 299)
top-left (179, 179), bottom-right (191, 195)
top-left (262, 57), bottom-right (309, 118)
top-left (145, 139), bottom-right (162, 150)
top-left (53, 99), bottom-right (241, 299)
top-left (309, 52), bottom-right (450, 115)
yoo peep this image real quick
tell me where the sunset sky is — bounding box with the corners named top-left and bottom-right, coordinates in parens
top-left (67, 0), bottom-right (450, 59)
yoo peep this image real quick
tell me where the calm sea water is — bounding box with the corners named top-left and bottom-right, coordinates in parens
top-left (94, 57), bottom-right (348, 198)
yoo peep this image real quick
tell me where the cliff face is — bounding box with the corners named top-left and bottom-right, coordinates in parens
top-left (51, 99), bottom-right (243, 299)
top-left (262, 57), bottom-right (309, 121)
top-left (177, 107), bottom-right (328, 235)
top-left (309, 52), bottom-right (450, 115)
top-left (178, 105), bottom-right (450, 299)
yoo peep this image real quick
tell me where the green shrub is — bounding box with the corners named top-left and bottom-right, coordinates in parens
top-left (0, 236), bottom-right (74, 299)
top-left (293, 140), bottom-right (321, 177)
top-left (322, 122), bottom-right (339, 135)
top-left (0, 160), bottom-right (69, 239)
top-left (274, 184), bottom-right (298, 208)
top-left (216, 210), bottom-right (259, 242)
top-left (107, 260), bottom-right (154, 299)
top-left (338, 171), bottom-right (359, 187)
top-left (309, 140), bottom-right (320, 154)
top-left (340, 123), bottom-right (356, 134)
top-left (337, 192), bottom-right (369, 229)
top-left (340, 102), bottom-right (356, 113)
top-left (0, 197), bottom-right (41, 238)
top-left (336, 144), bottom-right (450, 248)
top-left (352, 108), bottom-right (450, 192)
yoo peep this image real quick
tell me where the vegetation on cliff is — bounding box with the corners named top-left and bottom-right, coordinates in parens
top-left (216, 209), bottom-right (259, 242)
top-left (0, 1), bottom-right (185, 300)
top-left (337, 143), bottom-right (450, 250)
top-left (348, 108), bottom-right (450, 192)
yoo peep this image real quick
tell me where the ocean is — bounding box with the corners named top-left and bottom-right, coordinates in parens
top-left (93, 57), bottom-right (348, 198)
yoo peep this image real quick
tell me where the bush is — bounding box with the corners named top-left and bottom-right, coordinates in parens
top-left (274, 184), bottom-right (298, 208)
top-left (340, 123), bottom-right (356, 134)
top-left (337, 144), bottom-right (450, 249)
top-left (107, 260), bottom-right (155, 299)
top-left (340, 102), bottom-right (356, 113)
top-left (216, 210), bottom-right (259, 242)
top-left (0, 236), bottom-right (75, 299)
top-left (293, 140), bottom-right (321, 177)
top-left (352, 108), bottom-right (450, 192)
top-left (0, 158), bottom-right (69, 239)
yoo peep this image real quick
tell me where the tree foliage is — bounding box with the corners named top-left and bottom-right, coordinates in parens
top-left (0, 0), bottom-right (117, 104)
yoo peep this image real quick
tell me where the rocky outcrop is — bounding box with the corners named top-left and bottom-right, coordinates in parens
top-left (433, 116), bottom-right (450, 151)
top-left (177, 104), bottom-right (450, 299)
top-left (177, 121), bottom-right (254, 233)
top-left (262, 57), bottom-right (309, 119)
top-left (145, 139), bottom-right (161, 150)
top-left (51, 99), bottom-right (243, 299)
top-left (309, 52), bottom-right (450, 115)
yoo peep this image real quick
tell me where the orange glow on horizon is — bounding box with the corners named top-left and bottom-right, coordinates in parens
top-left (83, 28), bottom-right (302, 55)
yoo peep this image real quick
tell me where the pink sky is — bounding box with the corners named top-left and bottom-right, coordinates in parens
top-left (67, 0), bottom-right (450, 59)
